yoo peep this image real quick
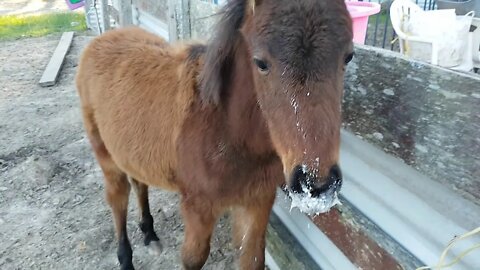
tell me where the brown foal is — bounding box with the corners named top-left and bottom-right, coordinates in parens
top-left (76, 0), bottom-right (353, 269)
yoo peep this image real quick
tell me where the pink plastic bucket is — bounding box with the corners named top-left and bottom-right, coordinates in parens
top-left (346, 2), bottom-right (381, 44)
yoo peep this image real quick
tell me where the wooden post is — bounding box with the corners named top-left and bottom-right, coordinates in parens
top-left (167, 0), bottom-right (178, 42)
top-left (167, 0), bottom-right (191, 42)
top-left (118, 0), bottom-right (133, 27)
top-left (100, 0), bottom-right (111, 32)
top-left (83, 0), bottom-right (93, 30)
top-left (180, 0), bottom-right (191, 39)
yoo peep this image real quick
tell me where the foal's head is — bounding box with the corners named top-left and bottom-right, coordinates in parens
top-left (201, 0), bottom-right (353, 212)
top-left (247, 0), bottom-right (352, 204)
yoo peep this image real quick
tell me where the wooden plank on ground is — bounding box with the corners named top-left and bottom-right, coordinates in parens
top-left (39, 32), bottom-right (74, 87)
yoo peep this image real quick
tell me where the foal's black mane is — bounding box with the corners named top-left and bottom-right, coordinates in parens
top-left (198, 0), bottom-right (247, 105)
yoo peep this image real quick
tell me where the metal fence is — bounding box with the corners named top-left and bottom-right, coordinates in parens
top-left (360, 0), bottom-right (437, 51)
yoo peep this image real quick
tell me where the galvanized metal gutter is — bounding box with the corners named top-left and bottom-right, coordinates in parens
top-left (271, 130), bottom-right (480, 269)
top-left (339, 130), bottom-right (480, 269)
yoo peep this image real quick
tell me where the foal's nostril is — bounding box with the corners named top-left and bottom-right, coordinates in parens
top-left (289, 165), bottom-right (309, 193)
top-left (289, 164), bottom-right (343, 196)
top-left (310, 165), bottom-right (343, 197)
top-left (329, 165), bottom-right (342, 184)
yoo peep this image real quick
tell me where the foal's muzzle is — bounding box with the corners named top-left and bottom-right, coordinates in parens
top-left (289, 164), bottom-right (343, 197)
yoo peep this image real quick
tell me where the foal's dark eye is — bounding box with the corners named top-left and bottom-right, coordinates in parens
top-left (345, 52), bottom-right (354, 65)
top-left (253, 57), bottom-right (269, 74)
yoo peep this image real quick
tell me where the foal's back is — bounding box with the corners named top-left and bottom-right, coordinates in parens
top-left (76, 27), bottom-right (198, 189)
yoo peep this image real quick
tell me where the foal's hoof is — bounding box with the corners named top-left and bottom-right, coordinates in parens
top-left (120, 262), bottom-right (135, 270)
top-left (147, 239), bottom-right (163, 256)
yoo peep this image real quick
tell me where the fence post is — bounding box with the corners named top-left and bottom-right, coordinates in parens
top-left (83, 0), bottom-right (92, 30)
top-left (167, 0), bottom-right (191, 41)
top-left (118, 0), bottom-right (133, 27)
top-left (100, 0), bottom-right (110, 31)
top-left (167, 0), bottom-right (178, 42)
top-left (180, 0), bottom-right (192, 39)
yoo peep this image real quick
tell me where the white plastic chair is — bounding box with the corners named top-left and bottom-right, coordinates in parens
top-left (390, 0), bottom-right (474, 70)
top-left (390, 0), bottom-right (439, 64)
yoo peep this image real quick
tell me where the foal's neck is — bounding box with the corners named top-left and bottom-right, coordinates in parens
top-left (223, 38), bottom-right (273, 157)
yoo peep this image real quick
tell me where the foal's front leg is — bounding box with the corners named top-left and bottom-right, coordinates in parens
top-left (233, 192), bottom-right (275, 270)
top-left (180, 196), bottom-right (217, 270)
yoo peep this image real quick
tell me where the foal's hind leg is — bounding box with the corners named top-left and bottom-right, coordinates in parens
top-left (103, 170), bottom-right (134, 270)
top-left (91, 143), bottom-right (134, 270)
top-left (130, 178), bottom-right (162, 254)
top-left (82, 111), bottom-right (134, 270)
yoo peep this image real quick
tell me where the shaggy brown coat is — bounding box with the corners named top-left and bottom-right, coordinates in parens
top-left (76, 0), bottom-right (352, 269)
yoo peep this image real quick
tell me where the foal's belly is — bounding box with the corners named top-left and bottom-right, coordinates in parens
top-left (96, 110), bottom-right (182, 192)
top-left (117, 157), bottom-right (180, 191)
top-left (99, 124), bottom-right (180, 191)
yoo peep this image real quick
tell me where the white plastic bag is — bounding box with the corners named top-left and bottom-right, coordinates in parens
top-left (404, 9), bottom-right (474, 67)
top-left (436, 12), bottom-right (474, 67)
top-left (406, 9), bottom-right (457, 38)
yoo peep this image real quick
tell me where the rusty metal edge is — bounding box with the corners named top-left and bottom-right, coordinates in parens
top-left (272, 189), bottom-right (358, 270)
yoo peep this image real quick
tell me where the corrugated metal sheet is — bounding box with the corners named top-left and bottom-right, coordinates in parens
top-left (133, 0), bottom-right (168, 23)
top-left (132, 6), bottom-right (169, 40)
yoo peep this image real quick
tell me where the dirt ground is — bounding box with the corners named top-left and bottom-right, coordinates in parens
top-left (0, 33), bottom-right (236, 270)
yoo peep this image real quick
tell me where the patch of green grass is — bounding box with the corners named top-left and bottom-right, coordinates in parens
top-left (0, 12), bottom-right (87, 41)
top-left (369, 11), bottom-right (389, 25)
